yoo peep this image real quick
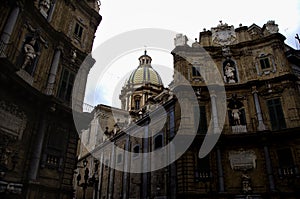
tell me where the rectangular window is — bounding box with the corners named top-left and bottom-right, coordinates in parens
top-left (194, 105), bottom-right (208, 134)
top-left (260, 58), bottom-right (271, 70)
top-left (58, 68), bottom-right (75, 102)
top-left (192, 66), bottom-right (201, 76)
top-left (117, 154), bottom-right (123, 164)
top-left (169, 109), bottom-right (175, 138)
top-left (135, 100), bottom-right (140, 110)
top-left (74, 23), bottom-right (83, 39)
top-left (195, 156), bottom-right (211, 182)
top-left (104, 159), bottom-right (109, 169)
top-left (133, 145), bottom-right (140, 158)
top-left (277, 148), bottom-right (294, 167)
top-left (154, 134), bottom-right (163, 150)
top-left (277, 148), bottom-right (298, 177)
top-left (267, 98), bottom-right (286, 130)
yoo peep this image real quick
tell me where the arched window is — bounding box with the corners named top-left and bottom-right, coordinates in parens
top-left (134, 96), bottom-right (141, 110)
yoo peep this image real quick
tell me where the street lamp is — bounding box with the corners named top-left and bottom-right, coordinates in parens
top-left (76, 159), bottom-right (99, 199)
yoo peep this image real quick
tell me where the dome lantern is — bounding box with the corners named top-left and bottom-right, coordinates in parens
top-left (119, 51), bottom-right (164, 111)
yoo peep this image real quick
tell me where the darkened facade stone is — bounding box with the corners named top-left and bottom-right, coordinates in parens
top-left (0, 0), bottom-right (101, 198)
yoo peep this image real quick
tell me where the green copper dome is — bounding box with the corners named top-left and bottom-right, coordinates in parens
top-left (127, 51), bottom-right (163, 86)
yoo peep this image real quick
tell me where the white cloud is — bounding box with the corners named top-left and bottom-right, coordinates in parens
top-left (85, 0), bottom-right (300, 107)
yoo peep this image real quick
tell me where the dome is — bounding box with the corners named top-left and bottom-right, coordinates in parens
top-left (127, 51), bottom-right (163, 86)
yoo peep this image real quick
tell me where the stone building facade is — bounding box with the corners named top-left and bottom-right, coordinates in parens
top-left (76, 21), bottom-right (300, 199)
top-left (0, 0), bottom-right (101, 198)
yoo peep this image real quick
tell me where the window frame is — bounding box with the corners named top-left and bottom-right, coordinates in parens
top-left (259, 57), bottom-right (271, 70)
top-left (116, 153), bottom-right (123, 165)
top-left (194, 105), bottom-right (208, 134)
top-left (58, 67), bottom-right (75, 102)
top-left (256, 53), bottom-right (276, 75)
top-left (266, 98), bottom-right (286, 130)
top-left (73, 22), bottom-right (84, 40)
top-left (192, 65), bottom-right (201, 77)
top-left (153, 134), bottom-right (163, 150)
top-left (132, 144), bottom-right (140, 158)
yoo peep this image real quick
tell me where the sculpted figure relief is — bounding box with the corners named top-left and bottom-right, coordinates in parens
top-left (223, 60), bottom-right (237, 83)
top-left (224, 62), bottom-right (236, 83)
top-left (231, 105), bottom-right (241, 125)
top-left (22, 38), bottom-right (37, 70)
top-left (39, 0), bottom-right (51, 18)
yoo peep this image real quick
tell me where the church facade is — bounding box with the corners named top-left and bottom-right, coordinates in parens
top-left (76, 21), bottom-right (300, 199)
top-left (0, 0), bottom-right (101, 198)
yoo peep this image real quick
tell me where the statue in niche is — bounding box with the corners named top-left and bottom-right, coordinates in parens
top-left (39, 0), bottom-right (51, 18)
top-left (223, 59), bottom-right (237, 83)
top-left (231, 104), bottom-right (241, 125)
top-left (241, 173), bottom-right (252, 194)
top-left (21, 37), bottom-right (37, 70)
top-left (227, 94), bottom-right (246, 127)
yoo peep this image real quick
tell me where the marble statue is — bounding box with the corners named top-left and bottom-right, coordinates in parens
top-left (231, 106), bottom-right (241, 125)
top-left (21, 38), bottom-right (37, 69)
top-left (224, 62), bottom-right (236, 83)
top-left (39, 0), bottom-right (51, 18)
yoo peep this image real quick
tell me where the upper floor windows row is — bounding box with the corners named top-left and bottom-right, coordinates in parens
top-left (190, 54), bottom-right (277, 84)
top-left (192, 96), bottom-right (286, 134)
top-left (36, 1), bottom-right (87, 45)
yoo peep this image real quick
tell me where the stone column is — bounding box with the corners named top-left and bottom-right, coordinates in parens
top-left (28, 114), bottom-right (47, 180)
top-left (211, 91), bottom-right (220, 133)
top-left (1, 6), bottom-right (20, 45)
top-left (96, 152), bottom-right (104, 199)
top-left (128, 93), bottom-right (132, 111)
top-left (122, 136), bottom-right (130, 199)
top-left (108, 143), bottom-right (115, 199)
top-left (169, 144), bottom-right (177, 199)
top-left (142, 124), bottom-right (149, 199)
top-left (216, 148), bottom-right (225, 192)
top-left (46, 48), bottom-right (61, 95)
top-left (264, 146), bottom-right (275, 191)
top-left (252, 87), bottom-right (266, 131)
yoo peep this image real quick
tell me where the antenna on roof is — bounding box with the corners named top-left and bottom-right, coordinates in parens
top-left (296, 34), bottom-right (300, 44)
top-left (144, 45), bottom-right (147, 55)
top-left (295, 34), bottom-right (300, 50)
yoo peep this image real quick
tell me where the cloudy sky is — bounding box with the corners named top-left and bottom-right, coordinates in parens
top-left (84, 0), bottom-right (300, 108)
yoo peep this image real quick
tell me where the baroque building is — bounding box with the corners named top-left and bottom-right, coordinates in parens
top-left (76, 21), bottom-right (300, 199)
top-left (0, 0), bottom-right (101, 198)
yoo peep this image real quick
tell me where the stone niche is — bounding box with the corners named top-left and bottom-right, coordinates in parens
top-left (228, 150), bottom-right (256, 171)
